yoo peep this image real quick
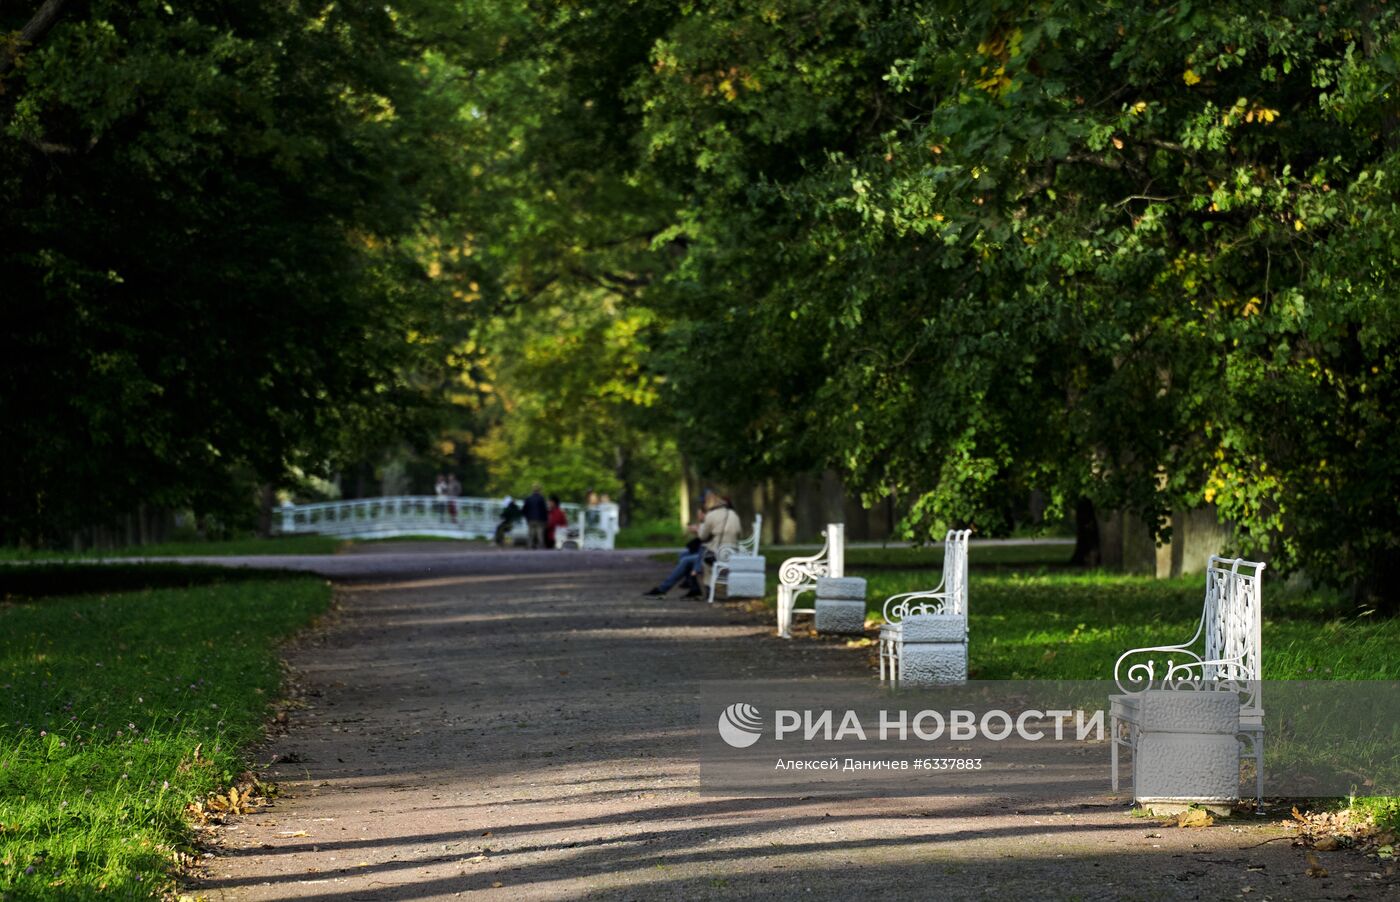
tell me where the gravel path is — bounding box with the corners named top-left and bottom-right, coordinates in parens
top-left (192, 546), bottom-right (1393, 900)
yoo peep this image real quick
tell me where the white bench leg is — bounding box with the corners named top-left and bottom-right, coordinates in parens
top-left (708, 566), bottom-right (721, 603)
top-left (777, 586), bottom-right (792, 638)
top-left (1250, 734), bottom-right (1264, 806)
top-left (1110, 715), bottom-right (1119, 792)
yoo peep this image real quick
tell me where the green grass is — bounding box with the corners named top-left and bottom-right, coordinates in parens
top-left (615, 517), bottom-right (688, 549)
top-left (0, 571), bottom-right (332, 898)
top-left (848, 568), bottom-right (1400, 681)
top-left (761, 547), bottom-right (1399, 826)
top-left (0, 563), bottom-right (311, 601)
top-left (0, 535), bottom-right (346, 561)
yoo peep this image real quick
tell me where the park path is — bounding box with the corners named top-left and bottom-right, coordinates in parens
top-left (193, 545), bottom-right (1391, 900)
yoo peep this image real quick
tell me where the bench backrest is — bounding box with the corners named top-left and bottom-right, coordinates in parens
top-left (944, 529), bottom-right (971, 616)
top-left (882, 529), bottom-right (972, 623)
top-left (1114, 555), bottom-right (1265, 712)
top-left (1201, 555), bottom-right (1265, 691)
top-left (741, 514), bottom-right (763, 556)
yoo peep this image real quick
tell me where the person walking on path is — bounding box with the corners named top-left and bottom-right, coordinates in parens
top-left (546, 495), bottom-right (569, 548)
top-left (522, 484), bottom-right (549, 549)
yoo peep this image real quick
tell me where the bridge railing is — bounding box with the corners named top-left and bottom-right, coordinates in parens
top-left (275, 495), bottom-right (620, 549)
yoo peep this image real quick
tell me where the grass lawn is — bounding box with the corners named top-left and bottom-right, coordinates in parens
top-left (0, 535), bottom-right (347, 561)
top-left (852, 568), bottom-right (1400, 681)
top-left (615, 517), bottom-right (688, 549)
top-left (757, 547), bottom-right (1399, 827)
top-left (0, 569), bottom-right (331, 898)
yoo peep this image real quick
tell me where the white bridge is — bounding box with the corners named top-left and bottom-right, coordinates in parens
top-left (277, 495), bottom-right (620, 549)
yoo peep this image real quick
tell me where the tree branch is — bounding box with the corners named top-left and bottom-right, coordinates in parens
top-left (0, 0), bottom-right (73, 77)
top-left (1064, 152), bottom-right (1124, 171)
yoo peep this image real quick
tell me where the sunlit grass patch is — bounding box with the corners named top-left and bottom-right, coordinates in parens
top-left (0, 576), bottom-right (330, 898)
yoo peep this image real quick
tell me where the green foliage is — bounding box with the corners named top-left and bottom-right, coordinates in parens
top-left (606, 0), bottom-right (1400, 608)
top-left (7, 1), bottom-right (1399, 607)
top-left (0, 576), bottom-right (331, 898)
top-left (1, 1), bottom-right (474, 544)
top-left (616, 516), bottom-right (688, 549)
top-left (470, 294), bottom-right (680, 519)
top-left (430, 4), bottom-right (684, 521)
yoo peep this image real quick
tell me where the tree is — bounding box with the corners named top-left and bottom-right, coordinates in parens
top-left (617, 1), bottom-right (1400, 609)
top-left (1, 1), bottom-right (473, 542)
top-left (466, 290), bottom-right (679, 522)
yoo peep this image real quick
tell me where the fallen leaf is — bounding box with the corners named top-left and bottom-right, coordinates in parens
top-left (1177, 808), bottom-right (1214, 828)
top-left (1305, 850), bottom-right (1328, 878)
top-left (491, 881), bottom-right (504, 888)
top-left (1313, 835), bottom-right (1340, 851)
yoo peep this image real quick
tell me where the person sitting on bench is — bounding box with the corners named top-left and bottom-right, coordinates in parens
top-left (644, 491), bottom-right (740, 598)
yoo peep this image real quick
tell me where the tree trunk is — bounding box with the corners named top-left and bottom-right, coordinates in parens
top-left (1358, 544), bottom-right (1400, 616)
top-left (256, 484), bottom-right (276, 537)
top-left (1070, 496), bottom-right (1101, 566)
top-left (613, 445), bottom-right (632, 527)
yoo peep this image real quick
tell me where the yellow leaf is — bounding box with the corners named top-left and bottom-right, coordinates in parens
top-left (1176, 808), bottom-right (1214, 828)
top-left (1131, 100), bottom-right (1148, 115)
top-left (1295, 219), bottom-right (1306, 231)
top-left (1112, 137), bottom-right (1124, 150)
top-left (1183, 68), bottom-right (1202, 86)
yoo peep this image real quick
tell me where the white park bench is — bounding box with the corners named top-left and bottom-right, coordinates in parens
top-left (555, 505), bottom-right (622, 550)
top-left (1111, 555), bottom-right (1266, 805)
top-left (878, 529), bottom-right (971, 684)
top-left (707, 514), bottom-right (764, 602)
top-left (776, 523), bottom-right (845, 638)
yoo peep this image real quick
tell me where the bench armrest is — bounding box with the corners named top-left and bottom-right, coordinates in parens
top-left (1114, 644), bottom-right (1203, 695)
top-left (778, 534), bottom-right (832, 588)
top-left (881, 586), bottom-right (950, 623)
